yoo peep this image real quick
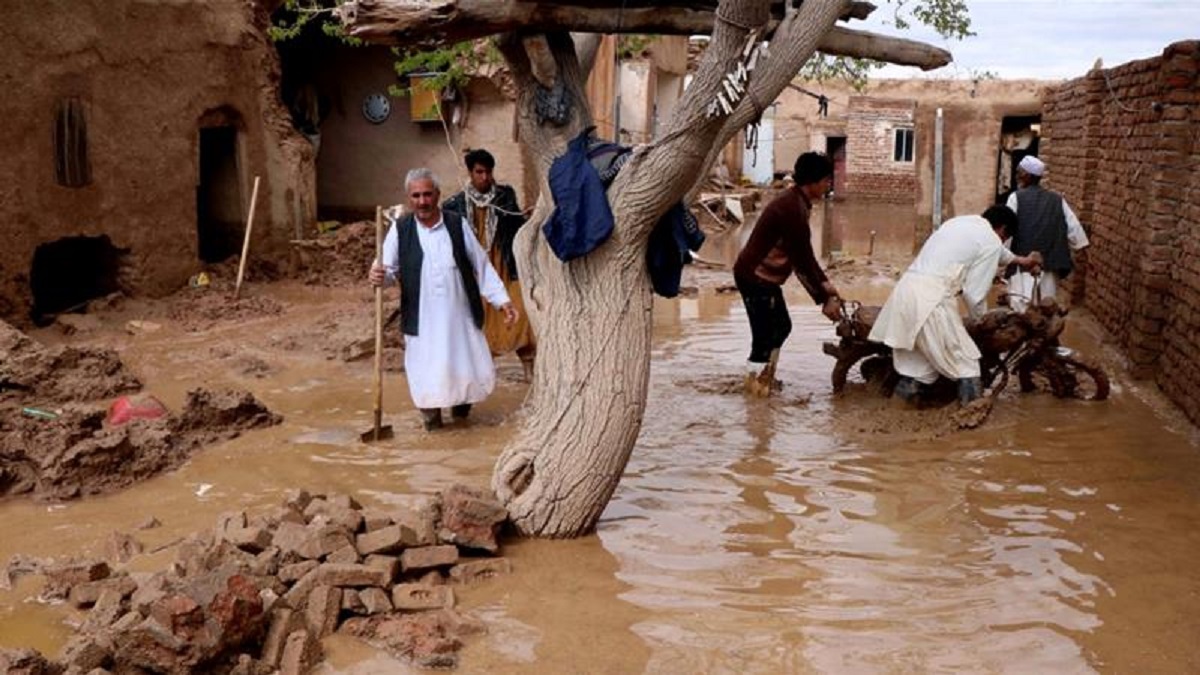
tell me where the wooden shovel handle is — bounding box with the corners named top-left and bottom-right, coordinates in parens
top-left (234, 175), bottom-right (261, 301)
top-left (373, 206), bottom-right (385, 434)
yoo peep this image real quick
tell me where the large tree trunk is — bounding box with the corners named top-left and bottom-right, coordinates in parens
top-left (341, 0), bottom-right (951, 537)
top-left (488, 32), bottom-right (659, 537)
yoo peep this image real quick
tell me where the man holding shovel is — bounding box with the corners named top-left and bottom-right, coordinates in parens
top-left (369, 168), bottom-right (517, 431)
top-left (734, 152), bottom-right (842, 397)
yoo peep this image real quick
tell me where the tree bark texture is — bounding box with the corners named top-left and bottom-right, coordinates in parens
top-left (341, 0), bottom-right (951, 70)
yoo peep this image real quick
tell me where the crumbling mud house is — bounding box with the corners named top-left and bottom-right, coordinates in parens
top-left (0, 0), bottom-right (316, 325)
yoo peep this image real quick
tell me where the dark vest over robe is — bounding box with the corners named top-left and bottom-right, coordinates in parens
top-left (1012, 185), bottom-right (1073, 278)
top-left (396, 211), bottom-right (484, 337)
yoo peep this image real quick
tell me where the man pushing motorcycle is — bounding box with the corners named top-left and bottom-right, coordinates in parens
top-left (868, 205), bottom-right (1043, 405)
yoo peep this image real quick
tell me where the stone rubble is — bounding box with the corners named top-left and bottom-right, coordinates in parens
top-left (0, 484), bottom-right (512, 673)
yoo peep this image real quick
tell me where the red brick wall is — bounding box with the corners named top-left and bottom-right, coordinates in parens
top-left (844, 97), bottom-right (918, 202)
top-left (1042, 40), bottom-right (1200, 423)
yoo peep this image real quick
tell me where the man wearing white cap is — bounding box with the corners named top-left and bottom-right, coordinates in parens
top-left (1004, 155), bottom-right (1090, 311)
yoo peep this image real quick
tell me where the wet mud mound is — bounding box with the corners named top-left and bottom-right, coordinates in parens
top-left (825, 256), bottom-right (903, 286)
top-left (269, 306), bottom-right (404, 370)
top-left (0, 388), bottom-right (281, 502)
top-left (675, 375), bottom-right (812, 405)
top-left (289, 220), bottom-right (376, 287)
top-left (835, 386), bottom-right (993, 439)
top-left (164, 290), bottom-right (285, 333)
top-left (1, 319), bottom-right (141, 404)
top-left (172, 389), bottom-right (283, 444)
top-left (1, 485), bottom-right (510, 673)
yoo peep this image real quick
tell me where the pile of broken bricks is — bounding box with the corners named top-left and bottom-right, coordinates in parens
top-left (0, 483), bottom-right (513, 674)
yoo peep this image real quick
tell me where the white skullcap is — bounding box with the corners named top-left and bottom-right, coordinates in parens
top-left (1018, 156), bottom-right (1045, 177)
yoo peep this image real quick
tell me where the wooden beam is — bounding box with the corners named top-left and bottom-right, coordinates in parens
top-left (341, 1), bottom-right (877, 43)
top-left (820, 26), bottom-right (951, 71)
top-left (341, 1), bottom-right (948, 71)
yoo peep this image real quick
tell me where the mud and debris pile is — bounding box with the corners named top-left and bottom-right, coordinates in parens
top-left (824, 256), bottom-right (904, 286)
top-left (1, 319), bottom-right (281, 501)
top-left (267, 306), bottom-right (404, 370)
top-left (288, 221), bottom-right (378, 288)
top-left (1, 484), bottom-right (511, 674)
top-left (1, 319), bottom-right (141, 405)
top-left (0, 388), bottom-right (281, 501)
top-left (164, 290), bottom-right (286, 333)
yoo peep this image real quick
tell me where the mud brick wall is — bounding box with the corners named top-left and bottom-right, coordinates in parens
top-left (1042, 41), bottom-right (1200, 423)
top-left (0, 0), bottom-right (316, 324)
top-left (844, 97), bottom-right (919, 202)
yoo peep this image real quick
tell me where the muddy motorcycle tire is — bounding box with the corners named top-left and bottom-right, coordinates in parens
top-left (830, 342), bottom-right (888, 394)
top-left (1018, 353), bottom-right (1110, 401)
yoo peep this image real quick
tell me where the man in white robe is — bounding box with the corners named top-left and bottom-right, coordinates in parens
top-left (868, 205), bottom-right (1042, 404)
top-left (369, 168), bottom-right (517, 430)
top-left (1005, 155), bottom-right (1089, 311)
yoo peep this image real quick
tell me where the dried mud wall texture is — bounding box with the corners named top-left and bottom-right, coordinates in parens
top-left (1042, 41), bottom-right (1200, 423)
top-left (0, 0), bottom-right (315, 322)
top-left (313, 45), bottom-right (523, 221)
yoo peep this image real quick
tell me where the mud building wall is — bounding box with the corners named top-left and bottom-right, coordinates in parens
top-left (0, 0), bottom-right (315, 323)
top-left (311, 45), bottom-right (525, 221)
top-left (1041, 41), bottom-right (1200, 423)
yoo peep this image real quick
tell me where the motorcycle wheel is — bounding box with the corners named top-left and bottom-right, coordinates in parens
top-left (1023, 353), bottom-right (1110, 401)
top-left (1054, 354), bottom-right (1111, 401)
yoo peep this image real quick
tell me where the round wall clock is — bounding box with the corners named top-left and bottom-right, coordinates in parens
top-left (362, 92), bottom-right (391, 124)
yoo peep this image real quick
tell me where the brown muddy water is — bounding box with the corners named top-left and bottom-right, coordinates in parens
top-left (3, 215), bottom-right (1200, 673)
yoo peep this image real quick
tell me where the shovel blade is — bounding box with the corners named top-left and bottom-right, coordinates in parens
top-left (360, 425), bottom-right (394, 443)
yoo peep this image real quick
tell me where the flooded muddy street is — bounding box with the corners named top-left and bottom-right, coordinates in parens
top-left (3, 266), bottom-right (1200, 673)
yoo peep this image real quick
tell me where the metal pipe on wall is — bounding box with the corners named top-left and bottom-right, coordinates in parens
top-left (933, 107), bottom-right (944, 228)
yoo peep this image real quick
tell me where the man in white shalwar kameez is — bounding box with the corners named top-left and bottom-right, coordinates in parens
top-left (868, 206), bottom-right (1042, 404)
top-left (369, 169), bottom-right (517, 430)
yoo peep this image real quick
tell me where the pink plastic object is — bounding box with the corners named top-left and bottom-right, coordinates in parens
top-left (107, 394), bottom-right (168, 426)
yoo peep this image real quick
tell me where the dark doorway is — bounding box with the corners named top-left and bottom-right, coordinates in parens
top-left (996, 115), bottom-right (1041, 203)
top-left (197, 125), bottom-right (243, 263)
top-left (30, 235), bottom-right (126, 324)
top-left (826, 136), bottom-right (847, 198)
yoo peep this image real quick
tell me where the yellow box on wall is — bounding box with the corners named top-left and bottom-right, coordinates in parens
top-left (408, 73), bottom-right (441, 123)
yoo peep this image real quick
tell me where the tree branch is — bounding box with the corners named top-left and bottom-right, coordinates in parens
top-left (610, 0), bottom-right (850, 233)
top-left (340, 1), bottom-right (945, 69)
top-left (820, 26), bottom-right (951, 70)
top-left (523, 35), bottom-right (560, 87)
top-left (572, 33), bottom-right (604, 78)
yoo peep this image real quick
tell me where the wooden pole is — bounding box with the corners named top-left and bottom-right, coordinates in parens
top-left (372, 205), bottom-right (385, 440)
top-left (233, 175), bottom-right (261, 301)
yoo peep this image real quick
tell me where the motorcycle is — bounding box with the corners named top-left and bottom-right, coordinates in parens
top-left (822, 290), bottom-right (1110, 404)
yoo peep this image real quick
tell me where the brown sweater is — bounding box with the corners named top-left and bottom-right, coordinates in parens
top-left (733, 186), bottom-right (831, 304)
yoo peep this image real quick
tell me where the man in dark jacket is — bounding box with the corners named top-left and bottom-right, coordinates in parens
top-left (734, 152), bottom-right (842, 397)
top-left (442, 149), bottom-right (536, 380)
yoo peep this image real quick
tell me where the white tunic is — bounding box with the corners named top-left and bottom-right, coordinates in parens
top-left (380, 215), bottom-right (511, 409)
top-left (869, 215), bottom-right (1016, 382)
